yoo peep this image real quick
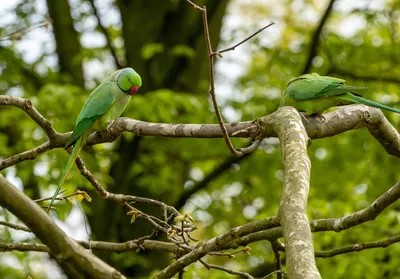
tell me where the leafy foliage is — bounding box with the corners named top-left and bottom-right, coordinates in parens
top-left (0, 0), bottom-right (400, 278)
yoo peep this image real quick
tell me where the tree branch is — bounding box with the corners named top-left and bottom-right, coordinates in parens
top-left (87, 0), bottom-right (123, 69)
top-left (0, 221), bottom-right (30, 232)
top-left (153, 216), bottom-right (280, 279)
top-left (1, 96), bottom-right (399, 172)
top-left (315, 234), bottom-right (400, 258)
top-left (0, 96), bottom-right (57, 140)
top-left (0, 175), bottom-right (126, 279)
top-left (224, 179), bottom-right (400, 250)
top-left (199, 259), bottom-right (255, 279)
top-left (184, 0), bottom-right (274, 157)
top-left (302, 0), bottom-right (336, 74)
top-left (271, 107), bottom-right (321, 278)
top-left (329, 67), bottom-right (400, 84)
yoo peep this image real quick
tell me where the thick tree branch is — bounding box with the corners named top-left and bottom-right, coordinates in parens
top-left (302, 0), bottom-right (336, 74)
top-left (270, 107), bottom-right (321, 278)
top-left (1, 96), bottom-right (399, 172)
top-left (0, 175), bottom-right (126, 279)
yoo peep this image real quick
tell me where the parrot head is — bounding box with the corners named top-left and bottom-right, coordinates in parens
top-left (117, 67), bottom-right (142, 95)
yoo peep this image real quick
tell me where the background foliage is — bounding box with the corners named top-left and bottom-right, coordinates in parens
top-left (0, 0), bottom-right (400, 278)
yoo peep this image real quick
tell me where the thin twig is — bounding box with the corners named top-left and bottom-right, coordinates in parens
top-left (271, 240), bottom-right (283, 279)
top-left (0, 19), bottom-right (51, 42)
top-left (215, 22), bottom-right (275, 56)
top-left (184, 0), bottom-right (274, 157)
top-left (33, 189), bottom-right (67, 203)
top-left (0, 221), bottom-right (31, 232)
top-left (199, 259), bottom-right (255, 279)
top-left (315, 234), bottom-right (400, 258)
top-left (261, 270), bottom-right (287, 279)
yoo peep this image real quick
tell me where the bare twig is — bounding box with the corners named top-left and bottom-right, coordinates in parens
top-left (0, 221), bottom-right (30, 232)
top-left (199, 259), bottom-right (255, 279)
top-left (215, 22), bottom-right (275, 56)
top-left (0, 19), bottom-right (51, 42)
top-left (271, 240), bottom-right (284, 279)
top-left (261, 270), bottom-right (287, 279)
top-left (184, 0), bottom-right (274, 157)
top-left (315, 234), bottom-right (400, 258)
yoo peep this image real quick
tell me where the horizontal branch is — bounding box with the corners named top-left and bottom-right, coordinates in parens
top-left (1, 96), bottom-right (399, 172)
top-left (225, 179), bottom-right (400, 249)
top-left (331, 67), bottom-right (400, 84)
top-left (0, 239), bottom-right (177, 254)
top-left (0, 220), bottom-right (31, 232)
top-left (315, 234), bottom-right (400, 258)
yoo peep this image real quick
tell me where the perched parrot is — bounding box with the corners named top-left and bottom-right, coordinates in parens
top-left (47, 67), bottom-right (142, 212)
top-left (280, 73), bottom-right (400, 115)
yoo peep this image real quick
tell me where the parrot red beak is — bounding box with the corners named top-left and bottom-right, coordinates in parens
top-left (129, 86), bottom-right (139, 95)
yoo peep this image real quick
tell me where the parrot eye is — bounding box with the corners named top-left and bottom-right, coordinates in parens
top-left (128, 78), bottom-right (131, 82)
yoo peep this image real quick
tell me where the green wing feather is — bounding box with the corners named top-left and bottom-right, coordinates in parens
top-left (282, 73), bottom-right (400, 114)
top-left (286, 74), bottom-right (365, 101)
top-left (65, 83), bottom-right (116, 149)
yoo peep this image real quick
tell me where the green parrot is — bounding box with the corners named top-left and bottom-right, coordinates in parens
top-left (280, 73), bottom-right (400, 115)
top-left (47, 67), bottom-right (142, 212)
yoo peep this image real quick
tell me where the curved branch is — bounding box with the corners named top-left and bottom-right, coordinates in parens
top-left (0, 96), bottom-right (57, 140)
top-left (0, 175), bottom-right (126, 279)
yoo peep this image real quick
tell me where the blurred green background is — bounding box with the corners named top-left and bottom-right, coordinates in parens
top-left (0, 0), bottom-right (400, 278)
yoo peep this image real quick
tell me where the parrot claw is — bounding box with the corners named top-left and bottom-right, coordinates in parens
top-left (310, 113), bottom-right (326, 122)
top-left (106, 120), bottom-right (115, 130)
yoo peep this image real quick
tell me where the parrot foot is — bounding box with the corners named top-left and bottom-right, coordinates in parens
top-left (300, 112), bottom-right (325, 122)
top-left (106, 120), bottom-right (116, 130)
top-left (311, 113), bottom-right (326, 122)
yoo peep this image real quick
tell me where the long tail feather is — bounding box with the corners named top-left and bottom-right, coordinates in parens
top-left (46, 137), bottom-right (84, 213)
top-left (339, 93), bottom-right (400, 114)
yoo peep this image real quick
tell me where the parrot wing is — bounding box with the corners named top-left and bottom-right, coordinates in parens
top-left (65, 83), bottom-right (116, 148)
top-left (286, 75), bottom-right (365, 101)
